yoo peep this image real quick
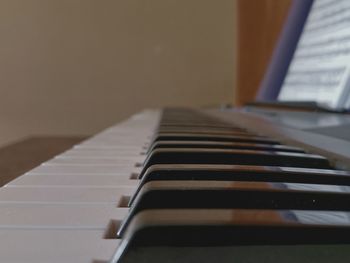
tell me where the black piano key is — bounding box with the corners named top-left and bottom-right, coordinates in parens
top-left (154, 133), bottom-right (279, 144)
top-left (129, 165), bottom-right (350, 206)
top-left (118, 181), bottom-right (350, 237)
top-left (148, 141), bottom-right (305, 153)
top-left (160, 119), bottom-right (232, 125)
top-left (158, 125), bottom-right (247, 132)
top-left (159, 125), bottom-right (245, 131)
top-left (140, 149), bottom-right (332, 176)
top-left (111, 209), bottom-right (350, 263)
top-left (157, 129), bottom-right (253, 136)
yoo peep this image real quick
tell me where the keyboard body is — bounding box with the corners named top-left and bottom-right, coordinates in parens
top-left (1, 108), bottom-right (350, 263)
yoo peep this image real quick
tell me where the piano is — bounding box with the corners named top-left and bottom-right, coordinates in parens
top-left (3, 0), bottom-right (350, 262)
top-left (2, 107), bottom-right (350, 262)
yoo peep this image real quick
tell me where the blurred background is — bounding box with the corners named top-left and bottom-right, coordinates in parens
top-left (0, 0), bottom-right (290, 147)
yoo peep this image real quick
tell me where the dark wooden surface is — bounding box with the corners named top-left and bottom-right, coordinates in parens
top-left (0, 136), bottom-right (87, 186)
top-left (236, 0), bottom-right (292, 106)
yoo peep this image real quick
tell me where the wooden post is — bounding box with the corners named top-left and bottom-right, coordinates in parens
top-left (236, 0), bottom-right (291, 106)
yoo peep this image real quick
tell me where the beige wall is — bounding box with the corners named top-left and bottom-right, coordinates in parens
top-left (0, 0), bottom-right (236, 147)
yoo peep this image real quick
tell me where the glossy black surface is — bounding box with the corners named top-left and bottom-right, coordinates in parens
top-left (140, 148), bottom-right (331, 176)
top-left (118, 180), bottom-right (350, 237)
top-left (157, 129), bottom-right (252, 136)
top-left (117, 109), bottom-right (350, 263)
top-left (130, 165), bottom-right (350, 205)
top-left (148, 141), bottom-right (304, 153)
top-left (112, 209), bottom-right (350, 263)
top-left (154, 133), bottom-right (279, 144)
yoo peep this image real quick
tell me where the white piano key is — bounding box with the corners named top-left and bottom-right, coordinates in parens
top-left (90, 129), bottom-right (153, 135)
top-left (50, 156), bottom-right (145, 164)
top-left (78, 141), bottom-right (147, 147)
top-left (72, 145), bottom-right (147, 151)
top-left (6, 174), bottom-right (138, 187)
top-left (82, 138), bottom-right (148, 144)
top-left (0, 187), bottom-right (135, 204)
top-left (65, 149), bottom-right (145, 155)
top-left (0, 203), bottom-right (127, 229)
top-left (92, 134), bottom-right (151, 139)
top-left (28, 164), bottom-right (142, 175)
top-left (59, 153), bottom-right (146, 160)
top-left (83, 134), bottom-right (151, 140)
top-left (0, 229), bottom-right (119, 263)
top-left (78, 142), bottom-right (148, 148)
top-left (82, 135), bottom-right (150, 141)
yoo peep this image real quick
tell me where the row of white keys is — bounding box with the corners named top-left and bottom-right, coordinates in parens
top-left (0, 109), bottom-right (161, 263)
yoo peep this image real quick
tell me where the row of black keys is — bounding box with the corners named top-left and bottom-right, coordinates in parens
top-left (111, 109), bottom-right (350, 262)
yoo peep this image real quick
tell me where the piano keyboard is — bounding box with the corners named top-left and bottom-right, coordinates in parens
top-left (0, 110), bottom-right (160, 263)
top-left (2, 108), bottom-right (350, 263)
